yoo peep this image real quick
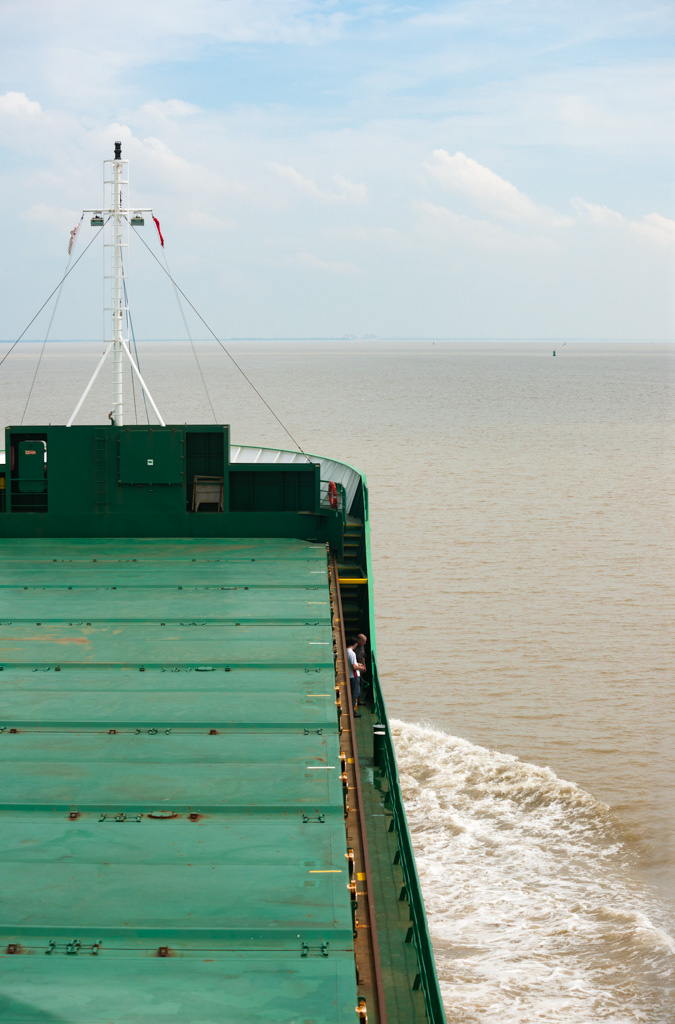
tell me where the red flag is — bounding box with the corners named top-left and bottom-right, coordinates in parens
top-left (153, 216), bottom-right (165, 247)
top-left (67, 222), bottom-right (80, 255)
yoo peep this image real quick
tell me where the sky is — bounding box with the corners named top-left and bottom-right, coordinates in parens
top-left (0, 0), bottom-right (673, 341)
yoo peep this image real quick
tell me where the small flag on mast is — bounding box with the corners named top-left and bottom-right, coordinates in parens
top-left (67, 222), bottom-right (80, 255)
top-left (153, 216), bottom-right (165, 247)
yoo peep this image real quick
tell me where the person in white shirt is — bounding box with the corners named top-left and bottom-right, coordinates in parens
top-left (347, 637), bottom-right (366, 718)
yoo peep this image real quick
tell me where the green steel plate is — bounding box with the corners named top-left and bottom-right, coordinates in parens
top-left (0, 687), bottom-right (338, 728)
top-left (0, 732), bottom-right (336, 764)
top-left (0, 758), bottom-right (343, 812)
top-left (0, 665), bottom-right (334, 692)
top-left (2, 587), bottom-right (331, 624)
top-left (0, 537), bottom-right (358, 1024)
top-left (0, 624), bottom-right (332, 666)
top-left (0, 957), bottom-right (358, 1023)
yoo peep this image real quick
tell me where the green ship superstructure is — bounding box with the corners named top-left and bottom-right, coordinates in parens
top-left (0, 146), bottom-right (445, 1024)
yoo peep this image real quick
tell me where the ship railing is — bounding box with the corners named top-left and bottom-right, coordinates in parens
top-left (371, 656), bottom-right (447, 1024)
top-left (319, 479), bottom-right (346, 521)
top-left (230, 445), bottom-right (361, 515)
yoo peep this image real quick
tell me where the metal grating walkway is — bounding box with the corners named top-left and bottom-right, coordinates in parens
top-left (0, 537), bottom-right (358, 1023)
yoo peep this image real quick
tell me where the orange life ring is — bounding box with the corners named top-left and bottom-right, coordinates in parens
top-left (328, 481), bottom-right (338, 509)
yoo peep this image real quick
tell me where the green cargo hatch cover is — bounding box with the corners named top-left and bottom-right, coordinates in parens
top-left (0, 538), bottom-right (357, 1024)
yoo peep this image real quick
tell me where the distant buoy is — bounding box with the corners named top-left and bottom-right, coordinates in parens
top-left (553, 350), bottom-right (556, 356)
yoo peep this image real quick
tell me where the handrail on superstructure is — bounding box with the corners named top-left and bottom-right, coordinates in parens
top-left (332, 554), bottom-right (387, 1024)
top-left (370, 658), bottom-right (447, 1024)
top-left (319, 480), bottom-right (346, 522)
top-left (361, 506), bottom-right (446, 1024)
top-left (231, 445), bottom-right (362, 514)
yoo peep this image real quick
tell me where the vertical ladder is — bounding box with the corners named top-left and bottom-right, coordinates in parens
top-left (339, 517), bottom-right (366, 634)
top-left (343, 519), bottom-right (364, 566)
top-left (338, 580), bottom-right (362, 636)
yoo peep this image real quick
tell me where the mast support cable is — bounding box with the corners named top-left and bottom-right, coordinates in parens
top-left (131, 224), bottom-right (311, 461)
top-left (0, 225), bottom-right (104, 371)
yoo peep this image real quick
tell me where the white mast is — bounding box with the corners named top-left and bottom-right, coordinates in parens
top-left (110, 142), bottom-right (125, 425)
top-left (67, 141), bottom-right (165, 427)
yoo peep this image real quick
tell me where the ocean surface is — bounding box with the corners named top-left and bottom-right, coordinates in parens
top-left (2, 339), bottom-right (674, 1022)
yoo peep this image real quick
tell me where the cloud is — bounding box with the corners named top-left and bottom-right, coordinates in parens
top-left (140, 100), bottom-right (201, 119)
top-left (332, 175), bottom-right (368, 205)
top-left (632, 212), bottom-right (675, 247)
top-left (416, 200), bottom-right (554, 253)
top-left (417, 200), bottom-right (510, 247)
top-left (572, 198), bottom-right (675, 247)
top-left (570, 198), bottom-right (624, 228)
top-left (0, 2), bottom-right (353, 113)
top-left (271, 163), bottom-right (367, 204)
top-left (0, 91), bottom-right (43, 118)
top-left (140, 136), bottom-right (226, 191)
top-left (1, 1), bottom-right (350, 65)
top-left (0, 71), bottom-right (671, 342)
top-left (294, 251), bottom-right (359, 274)
top-left (187, 209), bottom-right (236, 233)
top-left (22, 203), bottom-right (80, 231)
top-left (264, 244), bottom-right (359, 274)
top-left (424, 150), bottom-right (572, 227)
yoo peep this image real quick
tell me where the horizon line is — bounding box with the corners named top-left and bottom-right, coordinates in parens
top-left (2, 337), bottom-right (673, 344)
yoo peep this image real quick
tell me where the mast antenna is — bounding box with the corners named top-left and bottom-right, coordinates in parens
top-left (67, 142), bottom-right (165, 427)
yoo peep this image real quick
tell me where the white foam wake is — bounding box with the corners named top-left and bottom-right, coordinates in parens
top-left (392, 720), bottom-right (675, 1024)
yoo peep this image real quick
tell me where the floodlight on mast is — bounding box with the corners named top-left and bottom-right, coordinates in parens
top-left (67, 141), bottom-right (165, 427)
